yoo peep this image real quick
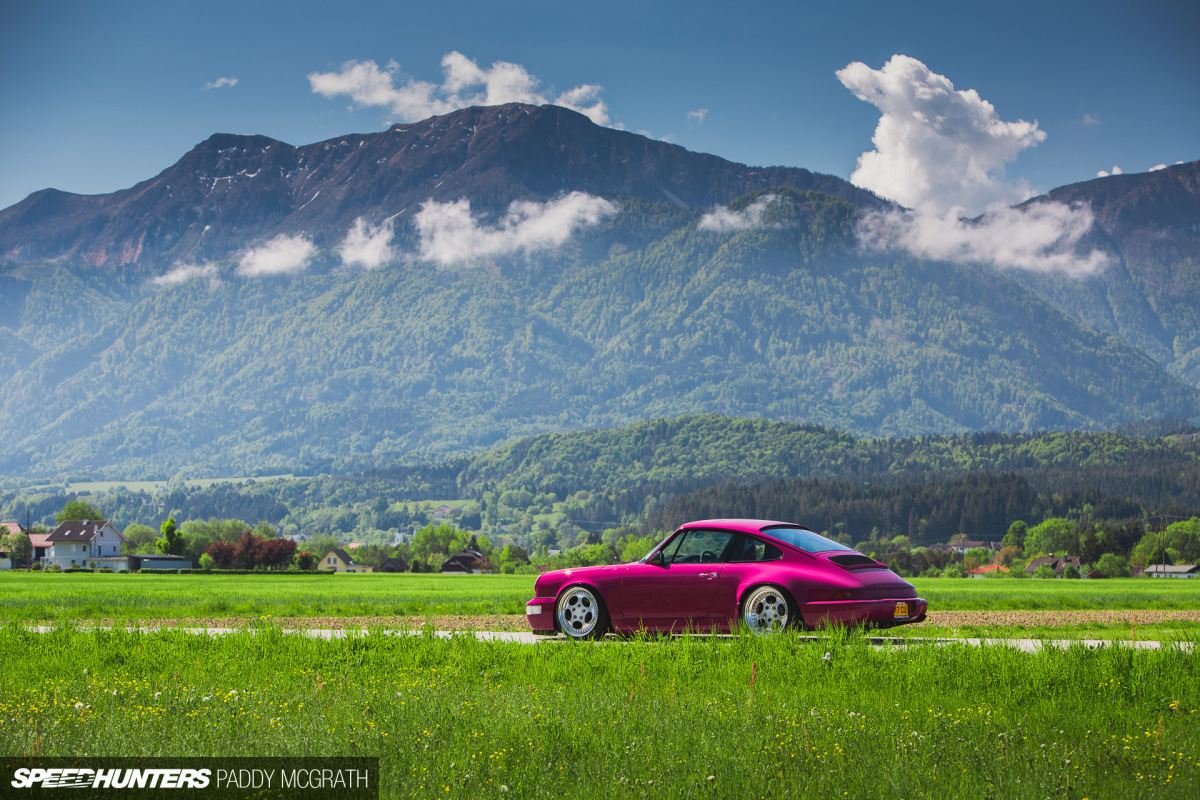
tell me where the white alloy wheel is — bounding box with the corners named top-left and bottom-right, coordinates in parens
top-left (556, 586), bottom-right (604, 639)
top-left (741, 585), bottom-right (791, 634)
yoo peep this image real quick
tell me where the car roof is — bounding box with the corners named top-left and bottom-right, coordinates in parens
top-left (678, 519), bottom-right (808, 535)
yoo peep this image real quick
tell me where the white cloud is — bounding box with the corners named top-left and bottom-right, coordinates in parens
top-left (237, 233), bottom-right (316, 276)
top-left (1149, 164), bottom-right (1168, 172)
top-left (1097, 165), bottom-right (1123, 178)
top-left (698, 194), bottom-right (779, 232)
top-left (151, 263), bottom-right (220, 287)
top-left (203, 77), bottom-right (238, 92)
top-left (1082, 113), bottom-right (1100, 126)
top-left (339, 218), bottom-right (394, 269)
top-left (687, 108), bottom-right (709, 125)
top-left (414, 192), bottom-right (618, 265)
top-left (837, 54), bottom-right (1045, 216)
top-left (858, 203), bottom-right (1108, 277)
top-left (839, 55), bottom-right (1106, 277)
top-left (309, 52), bottom-right (611, 126)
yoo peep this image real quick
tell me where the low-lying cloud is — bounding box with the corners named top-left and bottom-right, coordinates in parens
top-left (858, 203), bottom-right (1108, 277)
top-left (414, 192), bottom-right (618, 265)
top-left (237, 233), bottom-right (316, 277)
top-left (339, 218), bottom-right (394, 269)
top-left (152, 263), bottom-right (220, 287)
top-left (839, 55), bottom-right (1106, 276)
top-left (309, 51), bottom-right (610, 126)
top-left (698, 194), bottom-right (779, 232)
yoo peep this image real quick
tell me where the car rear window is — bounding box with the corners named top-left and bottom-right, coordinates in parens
top-left (760, 526), bottom-right (855, 553)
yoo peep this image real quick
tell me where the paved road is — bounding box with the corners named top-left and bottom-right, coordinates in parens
top-left (24, 625), bottom-right (1191, 652)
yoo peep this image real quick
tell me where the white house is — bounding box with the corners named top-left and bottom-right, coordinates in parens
top-left (44, 520), bottom-right (128, 569)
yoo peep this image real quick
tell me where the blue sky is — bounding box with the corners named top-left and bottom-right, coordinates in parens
top-left (1, 0), bottom-right (1196, 212)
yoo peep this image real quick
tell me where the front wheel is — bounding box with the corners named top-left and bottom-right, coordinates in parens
top-left (556, 585), bottom-right (609, 639)
top-left (740, 585), bottom-right (795, 635)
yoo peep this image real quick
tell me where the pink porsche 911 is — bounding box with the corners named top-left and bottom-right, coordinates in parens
top-left (526, 518), bottom-right (927, 638)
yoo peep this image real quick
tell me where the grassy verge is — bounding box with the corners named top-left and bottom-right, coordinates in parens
top-left (1, 624), bottom-right (1196, 798)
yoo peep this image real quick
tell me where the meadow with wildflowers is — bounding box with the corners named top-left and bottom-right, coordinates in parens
top-left (3, 572), bottom-right (1200, 627)
top-left (0, 623), bottom-right (1196, 798)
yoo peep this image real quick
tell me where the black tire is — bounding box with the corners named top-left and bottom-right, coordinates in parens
top-left (740, 584), bottom-right (798, 634)
top-left (555, 584), bottom-right (609, 639)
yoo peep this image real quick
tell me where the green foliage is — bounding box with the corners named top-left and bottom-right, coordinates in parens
top-left (1096, 553), bottom-right (1131, 578)
top-left (155, 516), bottom-right (184, 556)
top-left (2, 182), bottom-right (1197, 481)
top-left (55, 499), bottom-right (102, 523)
top-left (1033, 564), bottom-right (1057, 579)
top-left (1025, 518), bottom-right (1077, 557)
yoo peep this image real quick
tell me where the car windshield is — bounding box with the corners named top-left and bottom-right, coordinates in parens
top-left (760, 526), bottom-right (855, 553)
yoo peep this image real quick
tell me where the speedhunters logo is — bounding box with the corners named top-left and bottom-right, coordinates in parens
top-left (11, 768), bottom-right (210, 789)
top-left (3, 758), bottom-right (378, 798)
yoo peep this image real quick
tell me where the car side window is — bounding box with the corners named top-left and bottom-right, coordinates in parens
top-left (668, 530), bottom-right (735, 564)
top-left (726, 535), bottom-right (783, 563)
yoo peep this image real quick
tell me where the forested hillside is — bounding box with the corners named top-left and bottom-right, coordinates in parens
top-left (0, 106), bottom-right (1197, 480)
top-left (2, 188), bottom-right (1196, 479)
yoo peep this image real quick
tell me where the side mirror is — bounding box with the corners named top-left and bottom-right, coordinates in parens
top-left (648, 550), bottom-right (666, 566)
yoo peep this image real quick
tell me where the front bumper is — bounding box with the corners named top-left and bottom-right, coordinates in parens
top-left (801, 597), bottom-right (928, 629)
top-left (526, 597), bottom-right (557, 635)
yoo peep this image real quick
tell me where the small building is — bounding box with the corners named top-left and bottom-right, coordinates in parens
top-left (1143, 564), bottom-right (1199, 578)
top-left (379, 556), bottom-right (408, 573)
top-left (1025, 555), bottom-right (1082, 576)
top-left (966, 564), bottom-right (1009, 578)
top-left (44, 520), bottom-right (128, 570)
top-left (128, 554), bottom-right (192, 571)
top-left (440, 548), bottom-right (489, 574)
top-left (28, 532), bottom-right (51, 562)
top-left (319, 548), bottom-right (373, 573)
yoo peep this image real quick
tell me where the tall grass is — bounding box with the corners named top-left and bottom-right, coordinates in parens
top-left (1, 624), bottom-right (1196, 798)
top-left (3, 573), bottom-right (1199, 624)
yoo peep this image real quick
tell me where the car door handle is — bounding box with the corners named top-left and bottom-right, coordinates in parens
top-left (699, 571), bottom-right (718, 580)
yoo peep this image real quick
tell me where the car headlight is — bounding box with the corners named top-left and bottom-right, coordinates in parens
top-left (526, 605), bottom-right (543, 615)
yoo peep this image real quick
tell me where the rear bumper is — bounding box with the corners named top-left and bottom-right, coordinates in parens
top-left (526, 597), bottom-right (557, 635)
top-left (801, 597), bottom-right (928, 629)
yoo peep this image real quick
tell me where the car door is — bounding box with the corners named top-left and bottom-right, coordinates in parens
top-left (619, 529), bottom-right (735, 631)
top-left (712, 534), bottom-right (785, 626)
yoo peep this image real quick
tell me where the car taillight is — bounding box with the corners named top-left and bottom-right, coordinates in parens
top-left (813, 589), bottom-right (859, 601)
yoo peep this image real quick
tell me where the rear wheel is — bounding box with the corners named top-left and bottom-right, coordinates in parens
top-left (556, 585), bottom-right (609, 639)
top-left (740, 585), bottom-right (795, 634)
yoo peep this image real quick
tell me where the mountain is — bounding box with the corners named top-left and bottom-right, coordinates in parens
top-left (1012, 161), bottom-right (1200, 384)
top-left (0, 104), bottom-right (1197, 480)
top-left (0, 104), bottom-right (884, 268)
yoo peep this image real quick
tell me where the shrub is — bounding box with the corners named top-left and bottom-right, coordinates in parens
top-left (1033, 564), bottom-right (1057, 579)
top-left (1095, 553), bottom-right (1131, 578)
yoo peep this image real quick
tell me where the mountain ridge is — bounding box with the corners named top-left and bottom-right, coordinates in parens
top-left (0, 103), bottom-right (887, 267)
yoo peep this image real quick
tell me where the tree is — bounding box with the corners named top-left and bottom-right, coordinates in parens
top-left (295, 550), bottom-right (315, 571)
top-left (123, 524), bottom-right (159, 551)
top-left (56, 499), bottom-right (103, 523)
top-left (1095, 553), bottom-right (1130, 578)
top-left (1024, 518), bottom-right (1076, 557)
top-left (156, 516), bottom-right (185, 556)
top-left (254, 537), bottom-right (297, 570)
top-left (205, 541), bottom-right (236, 569)
top-left (1, 527), bottom-right (32, 562)
top-left (1003, 520), bottom-right (1028, 549)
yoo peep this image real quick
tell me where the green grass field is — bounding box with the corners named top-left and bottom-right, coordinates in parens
top-left (2, 573), bottom-right (1199, 628)
top-left (1, 624), bottom-right (1196, 798)
top-left (0, 572), bottom-right (533, 621)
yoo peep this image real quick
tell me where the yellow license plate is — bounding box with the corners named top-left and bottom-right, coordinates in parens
top-left (894, 602), bottom-right (909, 619)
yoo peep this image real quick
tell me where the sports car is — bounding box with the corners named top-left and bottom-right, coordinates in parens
top-left (525, 518), bottom-right (927, 638)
